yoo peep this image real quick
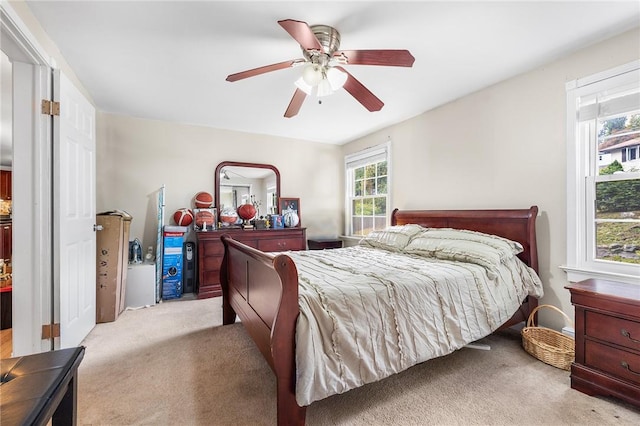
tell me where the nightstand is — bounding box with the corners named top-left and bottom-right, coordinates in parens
top-left (307, 238), bottom-right (343, 250)
top-left (565, 279), bottom-right (640, 407)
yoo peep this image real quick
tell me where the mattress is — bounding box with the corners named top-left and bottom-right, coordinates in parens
top-left (287, 230), bottom-right (543, 406)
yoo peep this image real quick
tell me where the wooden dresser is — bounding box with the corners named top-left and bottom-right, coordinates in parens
top-left (566, 279), bottom-right (640, 407)
top-left (195, 228), bottom-right (306, 299)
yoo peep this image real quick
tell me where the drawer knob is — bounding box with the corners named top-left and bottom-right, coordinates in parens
top-left (621, 329), bottom-right (640, 344)
top-left (621, 361), bottom-right (640, 376)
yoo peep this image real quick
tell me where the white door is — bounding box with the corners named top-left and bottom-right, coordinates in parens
top-left (54, 70), bottom-right (96, 348)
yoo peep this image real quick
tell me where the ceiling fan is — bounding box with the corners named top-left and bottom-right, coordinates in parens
top-left (226, 19), bottom-right (415, 118)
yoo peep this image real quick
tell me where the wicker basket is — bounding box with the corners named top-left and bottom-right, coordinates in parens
top-left (521, 304), bottom-right (575, 371)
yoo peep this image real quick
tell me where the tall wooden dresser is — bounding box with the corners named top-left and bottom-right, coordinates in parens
top-left (566, 279), bottom-right (640, 407)
top-left (196, 228), bottom-right (306, 299)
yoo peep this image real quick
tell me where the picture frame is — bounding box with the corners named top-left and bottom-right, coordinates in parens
top-left (278, 197), bottom-right (301, 227)
top-left (269, 214), bottom-right (284, 229)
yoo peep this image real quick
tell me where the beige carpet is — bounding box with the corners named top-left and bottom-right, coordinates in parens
top-left (77, 297), bottom-right (640, 425)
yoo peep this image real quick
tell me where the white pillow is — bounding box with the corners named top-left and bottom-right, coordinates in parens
top-left (415, 228), bottom-right (523, 260)
top-left (403, 228), bottom-right (524, 279)
top-left (359, 224), bottom-right (425, 252)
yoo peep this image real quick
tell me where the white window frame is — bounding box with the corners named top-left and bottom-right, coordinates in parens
top-left (563, 60), bottom-right (640, 285)
top-left (344, 142), bottom-right (391, 237)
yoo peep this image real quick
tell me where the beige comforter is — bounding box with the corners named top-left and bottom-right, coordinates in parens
top-left (288, 243), bottom-right (543, 406)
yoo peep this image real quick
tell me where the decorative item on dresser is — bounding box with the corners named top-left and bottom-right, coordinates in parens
top-left (566, 279), bottom-right (640, 407)
top-left (279, 197), bottom-right (301, 227)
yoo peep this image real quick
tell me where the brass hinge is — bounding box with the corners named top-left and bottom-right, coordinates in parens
top-left (41, 323), bottom-right (61, 339)
top-left (41, 99), bottom-right (60, 116)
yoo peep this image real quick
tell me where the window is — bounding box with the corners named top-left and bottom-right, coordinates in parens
top-left (564, 61), bottom-right (640, 284)
top-left (345, 143), bottom-right (390, 237)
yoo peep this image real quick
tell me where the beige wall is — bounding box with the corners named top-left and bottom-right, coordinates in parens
top-left (342, 27), bottom-right (640, 329)
top-left (96, 113), bottom-right (343, 250)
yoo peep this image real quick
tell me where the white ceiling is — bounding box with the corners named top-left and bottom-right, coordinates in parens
top-left (22, 1), bottom-right (640, 145)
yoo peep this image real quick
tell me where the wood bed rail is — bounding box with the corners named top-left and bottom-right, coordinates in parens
top-left (220, 235), bottom-right (306, 425)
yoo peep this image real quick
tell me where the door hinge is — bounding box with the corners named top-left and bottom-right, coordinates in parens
top-left (41, 99), bottom-right (60, 116)
top-left (41, 323), bottom-right (61, 339)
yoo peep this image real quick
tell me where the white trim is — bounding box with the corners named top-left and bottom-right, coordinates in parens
top-left (560, 265), bottom-right (640, 286)
top-left (565, 61), bottom-right (640, 286)
top-left (1, 0), bottom-right (53, 355)
top-left (345, 143), bottom-right (388, 165)
top-left (0, 1), bottom-right (51, 66)
top-left (344, 141), bottom-right (391, 236)
top-left (571, 60), bottom-right (640, 90)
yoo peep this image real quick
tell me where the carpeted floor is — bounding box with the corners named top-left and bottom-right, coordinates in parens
top-left (77, 297), bottom-right (640, 425)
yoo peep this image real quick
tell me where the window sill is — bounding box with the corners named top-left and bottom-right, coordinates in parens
top-left (340, 235), bottom-right (362, 248)
top-left (560, 265), bottom-right (640, 285)
top-left (340, 235), bottom-right (362, 241)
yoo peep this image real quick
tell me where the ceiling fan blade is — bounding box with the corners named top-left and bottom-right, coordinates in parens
top-left (226, 59), bottom-right (299, 82)
top-left (284, 89), bottom-right (307, 118)
top-left (336, 67), bottom-right (384, 112)
top-left (278, 19), bottom-right (323, 51)
top-left (335, 50), bottom-right (415, 67)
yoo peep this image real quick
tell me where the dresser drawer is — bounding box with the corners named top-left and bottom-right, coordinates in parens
top-left (586, 311), bottom-right (640, 352)
top-left (197, 228), bottom-right (306, 299)
top-left (234, 237), bottom-right (259, 249)
top-left (258, 238), bottom-right (304, 252)
top-left (585, 340), bottom-right (640, 385)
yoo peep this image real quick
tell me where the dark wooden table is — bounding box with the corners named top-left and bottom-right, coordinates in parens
top-left (307, 238), bottom-right (343, 250)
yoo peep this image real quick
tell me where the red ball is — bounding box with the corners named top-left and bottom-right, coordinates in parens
top-left (195, 210), bottom-right (215, 227)
top-left (237, 204), bottom-right (257, 220)
top-left (194, 191), bottom-right (213, 208)
top-left (173, 208), bottom-right (193, 226)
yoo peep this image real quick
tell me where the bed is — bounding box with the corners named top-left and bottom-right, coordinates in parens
top-left (220, 206), bottom-right (543, 425)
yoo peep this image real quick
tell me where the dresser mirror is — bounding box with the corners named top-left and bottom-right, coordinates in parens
top-left (214, 161), bottom-right (281, 218)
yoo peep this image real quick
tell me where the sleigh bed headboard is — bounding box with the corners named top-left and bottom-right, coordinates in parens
top-left (391, 206), bottom-right (539, 273)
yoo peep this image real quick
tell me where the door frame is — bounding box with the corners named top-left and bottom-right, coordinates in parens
top-left (1, 2), bottom-right (54, 355)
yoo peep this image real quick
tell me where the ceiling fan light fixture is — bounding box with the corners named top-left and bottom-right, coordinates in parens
top-left (326, 67), bottom-right (347, 91)
top-left (301, 62), bottom-right (323, 86)
top-left (316, 79), bottom-right (333, 97)
top-left (294, 76), bottom-right (313, 95)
